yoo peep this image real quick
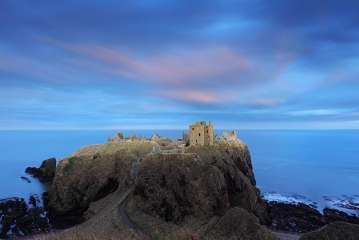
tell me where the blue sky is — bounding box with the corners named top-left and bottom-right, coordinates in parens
top-left (1, 0), bottom-right (359, 129)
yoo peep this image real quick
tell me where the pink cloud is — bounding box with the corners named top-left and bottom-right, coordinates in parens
top-left (161, 89), bottom-right (224, 104)
top-left (61, 43), bottom-right (252, 87)
top-left (252, 98), bottom-right (284, 107)
top-left (44, 39), bottom-right (294, 105)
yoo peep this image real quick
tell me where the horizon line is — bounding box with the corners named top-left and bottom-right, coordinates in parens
top-left (1, 128), bottom-right (359, 131)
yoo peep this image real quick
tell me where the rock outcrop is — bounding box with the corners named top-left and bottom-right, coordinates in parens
top-left (44, 138), bottom-right (274, 239)
top-left (300, 222), bottom-right (359, 240)
top-left (26, 158), bottom-right (57, 183)
top-left (0, 196), bottom-right (50, 238)
top-left (267, 202), bottom-right (359, 233)
top-left (323, 208), bottom-right (359, 225)
top-left (10, 135), bottom-right (359, 239)
top-left (48, 141), bottom-right (156, 216)
top-left (267, 202), bottom-right (325, 233)
top-left (133, 141), bottom-right (268, 224)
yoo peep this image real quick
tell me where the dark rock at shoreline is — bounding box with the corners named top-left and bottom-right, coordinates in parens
top-left (300, 221), bottom-right (359, 240)
top-left (323, 208), bottom-right (359, 225)
top-left (48, 215), bottom-right (85, 230)
top-left (28, 194), bottom-right (40, 208)
top-left (26, 157), bottom-right (56, 183)
top-left (21, 176), bottom-right (31, 183)
top-left (42, 191), bottom-right (84, 229)
top-left (42, 191), bottom-right (50, 209)
top-left (0, 197), bottom-right (27, 238)
top-left (43, 191), bottom-right (84, 230)
top-left (267, 202), bottom-right (326, 233)
top-left (267, 201), bottom-right (359, 234)
top-left (0, 196), bottom-right (50, 238)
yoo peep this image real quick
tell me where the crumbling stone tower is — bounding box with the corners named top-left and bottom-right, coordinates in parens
top-left (221, 130), bottom-right (237, 141)
top-left (189, 121), bottom-right (214, 146)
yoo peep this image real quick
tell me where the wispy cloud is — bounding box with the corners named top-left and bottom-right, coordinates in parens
top-left (61, 43), bottom-right (253, 86)
top-left (289, 109), bottom-right (348, 116)
top-left (252, 98), bottom-right (285, 107)
top-left (161, 89), bottom-right (224, 104)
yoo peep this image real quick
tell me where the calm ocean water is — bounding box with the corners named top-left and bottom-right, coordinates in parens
top-left (0, 130), bottom-right (358, 214)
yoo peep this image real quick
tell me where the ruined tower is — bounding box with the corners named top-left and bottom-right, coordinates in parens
top-left (221, 130), bottom-right (237, 141)
top-left (189, 121), bottom-right (214, 146)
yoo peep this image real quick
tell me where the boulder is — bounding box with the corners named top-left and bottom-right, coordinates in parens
top-left (21, 176), bottom-right (31, 183)
top-left (205, 207), bottom-right (277, 240)
top-left (26, 157), bottom-right (56, 183)
top-left (267, 202), bottom-right (325, 233)
top-left (323, 208), bottom-right (359, 225)
top-left (300, 222), bottom-right (359, 240)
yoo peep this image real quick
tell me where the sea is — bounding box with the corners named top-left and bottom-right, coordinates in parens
top-left (0, 130), bottom-right (358, 215)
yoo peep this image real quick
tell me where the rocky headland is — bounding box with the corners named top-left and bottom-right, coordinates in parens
top-left (43, 136), bottom-right (274, 239)
top-left (1, 134), bottom-right (359, 239)
top-left (25, 157), bottom-right (57, 184)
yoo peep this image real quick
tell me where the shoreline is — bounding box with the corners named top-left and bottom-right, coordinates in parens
top-left (4, 176), bottom-right (359, 218)
top-left (2, 174), bottom-right (359, 238)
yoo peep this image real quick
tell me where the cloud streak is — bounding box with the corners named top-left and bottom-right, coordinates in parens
top-left (1, 0), bottom-right (359, 129)
top-left (61, 43), bottom-right (253, 86)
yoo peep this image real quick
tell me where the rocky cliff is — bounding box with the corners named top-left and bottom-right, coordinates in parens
top-left (44, 138), bottom-right (276, 239)
top-left (48, 141), bottom-right (156, 216)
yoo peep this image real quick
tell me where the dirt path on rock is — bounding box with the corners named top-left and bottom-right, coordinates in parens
top-left (273, 231), bottom-right (301, 240)
top-left (117, 186), bottom-right (151, 240)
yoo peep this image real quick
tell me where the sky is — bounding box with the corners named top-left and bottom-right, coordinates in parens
top-left (1, 0), bottom-right (359, 130)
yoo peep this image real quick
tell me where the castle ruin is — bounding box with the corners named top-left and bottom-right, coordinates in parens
top-left (221, 130), bottom-right (237, 141)
top-left (189, 121), bottom-right (214, 146)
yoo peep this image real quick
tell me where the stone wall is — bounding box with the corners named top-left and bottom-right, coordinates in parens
top-left (189, 121), bottom-right (214, 146)
top-left (189, 122), bottom-right (205, 145)
top-left (205, 123), bottom-right (214, 145)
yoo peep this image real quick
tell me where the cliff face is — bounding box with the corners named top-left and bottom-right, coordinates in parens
top-left (48, 141), bottom-right (156, 215)
top-left (46, 139), bottom-right (274, 239)
top-left (133, 141), bottom-right (268, 224)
